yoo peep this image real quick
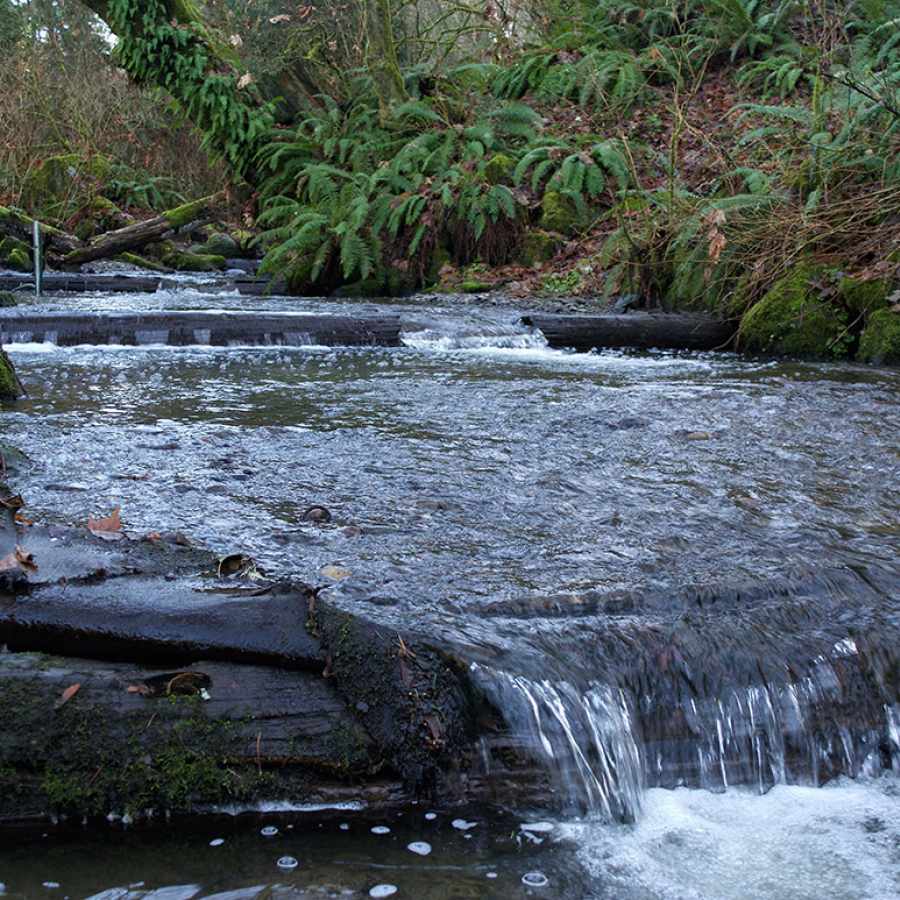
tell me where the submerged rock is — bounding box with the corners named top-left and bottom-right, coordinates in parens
top-left (858, 307), bottom-right (900, 365)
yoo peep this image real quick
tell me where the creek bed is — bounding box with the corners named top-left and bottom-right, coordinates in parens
top-left (2, 287), bottom-right (900, 898)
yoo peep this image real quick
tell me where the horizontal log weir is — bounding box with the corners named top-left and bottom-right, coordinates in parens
top-left (0, 273), bottom-right (282, 296)
top-left (521, 312), bottom-right (736, 352)
top-left (0, 311), bottom-right (402, 347)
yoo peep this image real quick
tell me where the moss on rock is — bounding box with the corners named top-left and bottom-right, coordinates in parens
top-left (115, 252), bottom-right (173, 273)
top-left (199, 231), bottom-right (240, 257)
top-left (484, 153), bottom-right (516, 185)
top-left (519, 229), bottom-right (562, 266)
top-left (858, 308), bottom-right (900, 366)
top-left (539, 190), bottom-right (582, 234)
top-left (0, 291), bottom-right (18, 307)
top-left (0, 236), bottom-right (32, 272)
top-left (739, 264), bottom-right (850, 358)
top-left (839, 276), bottom-right (892, 316)
top-left (0, 349), bottom-right (20, 400)
top-left (163, 251), bottom-right (227, 272)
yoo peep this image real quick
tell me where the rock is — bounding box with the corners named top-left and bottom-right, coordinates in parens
top-left (539, 190), bottom-right (583, 235)
top-left (0, 349), bottom-right (20, 400)
top-left (115, 252), bottom-right (173, 273)
top-left (738, 264), bottom-right (850, 358)
top-left (163, 251), bottom-right (227, 272)
top-left (519, 230), bottom-right (562, 266)
top-left (839, 275), bottom-right (892, 315)
top-left (484, 153), bottom-right (515, 185)
top-left (199, 231), bottom-right (240, 257)
top-left (0, 237), bottom-right (31, 272)
top-left (857, 308), bottom-right (900, 366)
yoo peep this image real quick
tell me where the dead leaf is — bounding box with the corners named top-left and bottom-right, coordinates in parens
top-left (88, 506), bottom-right (122, 539)
top-left (0, 545), bottom-right (38, 575)
top-left (55, 683), bottom-right (81, 709)
top-left (320, 564), bottom-right (352, 581)
top-left (237, 73), bottom-right (254, 89)
top-left (127, 684), bottom-right (151, 696)
top-left (0, 494), bottom-right (23, 510)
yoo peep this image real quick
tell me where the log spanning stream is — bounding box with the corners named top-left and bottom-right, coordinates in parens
top-left (1, 282), bottom-right (899, 899)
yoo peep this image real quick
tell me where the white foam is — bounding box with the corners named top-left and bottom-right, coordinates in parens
top-left (565, 776), bottom-right (900, 900)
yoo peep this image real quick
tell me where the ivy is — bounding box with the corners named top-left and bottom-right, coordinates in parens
top-left (106, 0), bottom-right (272, 179)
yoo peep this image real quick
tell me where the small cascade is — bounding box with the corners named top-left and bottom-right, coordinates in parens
top-left (401, 320), bottom-right (549, 352)
top-left (470, 569), bottom-right (900, 820)
top-left (473, 665), bottom-right (644, 821)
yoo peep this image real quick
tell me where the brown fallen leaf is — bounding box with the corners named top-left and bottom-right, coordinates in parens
top-left (127, 684), bottom-right (151, 696)
top-left (320, 564), bottom-right (352, 581)
top-left (88, 506), bottom-right (123, 540)
top-left (0, 494), bottom-right (24, 510)
top-left (55, 683), bottom-right (81, 709)
top-left (14, 512), bottom-right (33, 526)
top-left (0, 545), bottom-right (38, 575)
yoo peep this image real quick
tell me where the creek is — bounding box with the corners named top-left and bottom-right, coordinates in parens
top-left (1, 283), bottom-right (899, 898)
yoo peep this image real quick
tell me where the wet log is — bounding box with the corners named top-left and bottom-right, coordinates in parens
top-left (521, 312), bottom-right (736, 352)
top-left (0, 651), bottom-right (390, 828)
top-left (0, 311), bottom-right (402, 347)
top-left (61, 194), bottom-right (226, 266)
top-left (0, 273), bottom-right (163, 294)
top-left (0, 205), bottom-right (81, 260)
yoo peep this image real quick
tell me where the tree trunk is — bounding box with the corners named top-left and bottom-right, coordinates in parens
top-left (364, 0), bottom-right (409, 123)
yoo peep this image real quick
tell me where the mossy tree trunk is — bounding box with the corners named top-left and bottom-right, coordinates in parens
top-left (363, 0), bottom-right (409, 124)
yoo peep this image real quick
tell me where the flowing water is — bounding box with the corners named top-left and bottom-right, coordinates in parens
top-left (2, 284), bottom-right (899, 898)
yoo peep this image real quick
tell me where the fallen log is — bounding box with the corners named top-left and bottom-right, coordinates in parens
top-left (0, 205), bottom-right (81, 260)
top-left (521, 312), bottom-right (736, 352)
top-left (62, 193), bottom-right (226, 266)
top-left (0, 311), bottom-right (403, 347)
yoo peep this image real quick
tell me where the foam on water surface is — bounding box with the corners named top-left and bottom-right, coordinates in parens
top-left (565, 776), bottom-right (900, 900)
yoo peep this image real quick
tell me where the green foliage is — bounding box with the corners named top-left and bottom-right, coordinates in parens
top-left (106, 165), bottom-right (185, 211)
top-left (106, 0), bottom-right (273, 179)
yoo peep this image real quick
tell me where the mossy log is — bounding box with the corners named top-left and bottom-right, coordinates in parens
top-left (62, 194), bottom-right (226, 266)
top-left (522, 312), bottom-right (736, 352)
top-left (0, 311), bottom-right (402, 347)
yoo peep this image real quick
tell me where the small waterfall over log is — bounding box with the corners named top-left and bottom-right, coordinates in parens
top-left (470, 565), bottom-right (900, 819)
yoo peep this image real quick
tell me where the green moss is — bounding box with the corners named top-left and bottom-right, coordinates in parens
top-left (116, 252), bottom-right (173, 272)
top-left (0, 291), bottom-right (18, 307)
top-left (165, 196), bottom-right (214, 229)
top-left (857, 308), bottom-right (900, 365)
top-left (519, 230), bottom-right (562, 266)
top-left (460, 280), bottom-right (493, 293)
top-left (540, 268), bottom-right (584, 294)
top-left (199, 231), bottom-right (240, 257)
top-left (839, 276), bottom-right (892, 316)
top-left (484, 153), bottom-right (515, 185)
top-left (0, 349), bottom-right (20, 400)
top-left (0, 236), bottom-right (31, 271)
top-left (739, 264), bottom-right (850, 358)
top-left (164, 251), bottom-right (227, 272)
top-left (539, 190), bottom-right (581, 234)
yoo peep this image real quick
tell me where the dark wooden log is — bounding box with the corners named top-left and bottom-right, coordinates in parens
top-left (521, 312), bottom-right (736, 352)
top-left (0, 311), bottom-right (402, 347)
top-left (0, 652), bottom-right (392, 828)
top-left (0, 273), bottom-right (163, 294)
top-left (61, 194), bottom-right (225, 266)
top-left (0, 205), bottom-right (81, 259)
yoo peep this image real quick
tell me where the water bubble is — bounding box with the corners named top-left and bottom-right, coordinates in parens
top-left (407, 841), bottom-right (432, 856)
top-left (451, 818), bottom-right (477, 831)
top-left (260, 825), bottom-right (279, 837)
top-left (369, 887), bottom-right (398, 899)
top-left (339, 823), bottom-right (350, 831)
top-left (276, 856), bottom-right (299, 870)
top-left (209, 838), bottom-right (225, 847)
top-left (486, 873), bottom-right (498, 880)
top-left (42, 883), bottom-right (61, 890)
top-left (520, 821), bottom-right (555, 834)
top-left (424, 812), bottom-right (437, 821)
top-left (522, 872), bottom-right (549, 888)
top-left (370, 825), bottom-right (391, 835)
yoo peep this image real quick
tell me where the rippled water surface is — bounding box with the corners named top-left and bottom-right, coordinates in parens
top-left (2, 287), bottom-right (900, 898)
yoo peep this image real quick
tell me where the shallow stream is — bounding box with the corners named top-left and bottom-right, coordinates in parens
top-left (2, 285), bottom-right (899, 898)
